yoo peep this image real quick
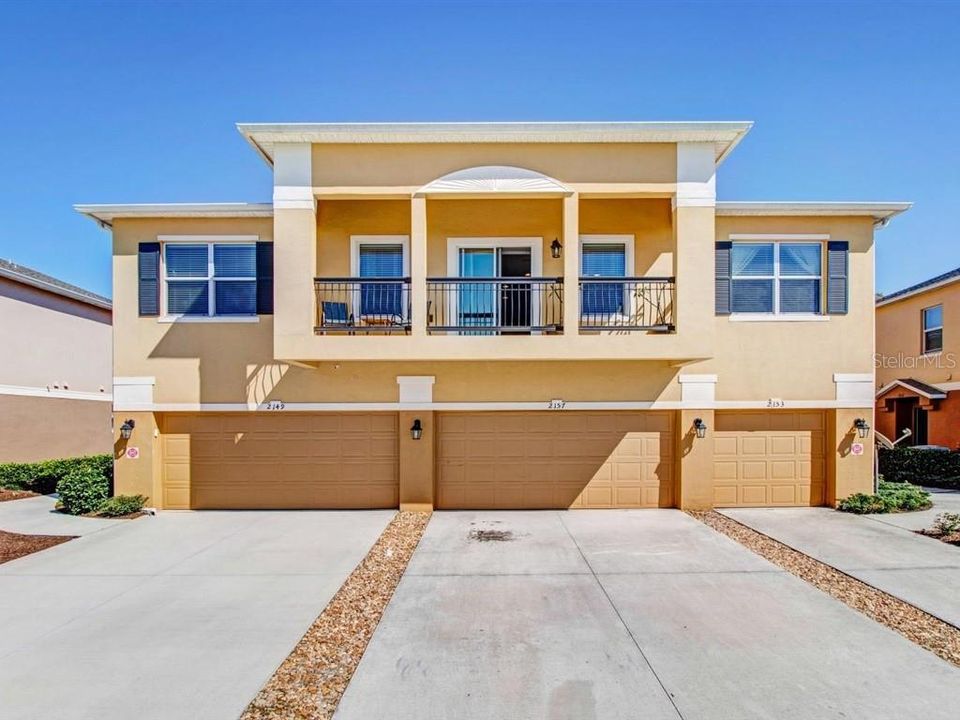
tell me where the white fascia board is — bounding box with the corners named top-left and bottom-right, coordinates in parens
top-left (74, 203), bottom-right (274, 228)
top-left (716, 201), bottom-right (912, 222)
top-left (237, 121), bottom-right (754, 165)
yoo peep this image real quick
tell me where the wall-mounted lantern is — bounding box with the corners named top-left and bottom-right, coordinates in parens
top-left (854, 418), bottom-right (870, 439)
top-left (693, 417), bottom-right (708, 439)
top-left (410, 418), bottom-right (423, 440)
top-left (120, 419), bottom-right (136, 440)
top-left (550, 238), bottom-right (562, 259)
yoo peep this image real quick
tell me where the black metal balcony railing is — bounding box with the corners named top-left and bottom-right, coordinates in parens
top-left (314, 278), bottom-right (411, 333)
top-left (578, 277), bottom-right (675, 332)
top-left (426, 277), bottom-right (564, 334)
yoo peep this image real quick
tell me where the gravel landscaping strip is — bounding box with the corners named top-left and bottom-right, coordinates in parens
top-left (690, 510), bottom-right (960, 668)
top-left (0, 529), bottom-right (74, 564)
top-left (241, 511), bottom-right (430, 720)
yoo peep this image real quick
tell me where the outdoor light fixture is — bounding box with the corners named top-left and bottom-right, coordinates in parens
top-left (550, 238), bottom-right (562, 259)
top-left (854, 418), bottom-right (870, 439)
top-left (120, 419), bottom-right (136, 440)
top-left (410, 418), bottom-right (423, 440)
top-left (693, 418), bottom-right (707, 439)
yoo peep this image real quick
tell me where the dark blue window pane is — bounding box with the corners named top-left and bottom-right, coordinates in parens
top-left (165, 245), bottom-right (208, 278)
top-left (167, 281), bottom-right (208, 315)
top-left (359, 245), bottom-right (403, 317)
top-left (582, 244), bottom-right (625, 315)
top-left (923, 305), bottom-right (943, 330)
top-left (215, 281), bottom-right (256, 315)
top-left (780, 279), bottom-right (820, 313)
top-left (731, 279), bottom-right (774, 313)
top-left (214, 245), bottom-right (256, 278)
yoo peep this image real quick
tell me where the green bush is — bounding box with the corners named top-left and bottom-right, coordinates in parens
top-left (95, 494), bottom-right (147, 517)
top-left (878, 448), bottom-right (960, 489)
top-left (838, 481), bottom-right (931, 514)
top-left (838, 493), bottom-right (888, 514)
top-left (933, 512), bottom-right (960, 535)
top-left (0, 454), bottom-right (112, 495)
top-left (57, 466), bottom-right (110, 515)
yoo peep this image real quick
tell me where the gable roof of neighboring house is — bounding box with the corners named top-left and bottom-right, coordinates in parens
top-left (877, 266), bottom-right (960, 307)
top-left (876, 378), bottom-right (948, 400)
top-left (0, 259), bottom-right (111, 310)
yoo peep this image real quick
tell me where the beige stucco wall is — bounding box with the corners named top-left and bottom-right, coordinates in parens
top-left (683, 215), bottom-right (877, 401)
top-left (0, 277), bottom-right (111, 393)
top-left (876, 281), bottom-right (959, 388)
top-left (311, 142), bottom-right (677, 191)
top-left (0, 394), bottom-right (112, 462)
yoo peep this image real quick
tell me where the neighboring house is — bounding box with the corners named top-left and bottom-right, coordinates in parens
top-left (0, 259), bottom-right (112, 462)
top-left (876, 267), bottom-right (960, 448)
top-left (77, 121), bottom-right (908, 511)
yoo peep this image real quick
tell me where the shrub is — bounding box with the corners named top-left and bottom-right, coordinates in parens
top-left (838, 481), bottom-right (931, 514)
top-left (57, 466), bottom-right (110, 515)
top-left (0, 454), bottom-right (113, 495)
top-left (838, 493), bottom-right (888, 514)
top-left (878, 448), bottom-right (960, 489)
top-left (932, 512), bottom-right (960, 535)
top-left (95, 494), bottom-right (147, 517)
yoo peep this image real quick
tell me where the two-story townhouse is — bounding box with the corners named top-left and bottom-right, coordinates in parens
top-left (77, 121), bottom-right (908, 511)
top-left (0, 258), bottom-right (112, 462)
top-left (876, 267), bottom-right (960, 448)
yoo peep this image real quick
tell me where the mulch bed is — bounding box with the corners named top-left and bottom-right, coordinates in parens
top-left (0, 529), bottom-right (75, 564)
top-left (689, 510), bottom-right (960, 668)
top-left (0, 488), bottom-right (38, 502)
top-left (242, 511), bottom-right (430, 720)
top-left (917, 529), bottom-right (960, 547)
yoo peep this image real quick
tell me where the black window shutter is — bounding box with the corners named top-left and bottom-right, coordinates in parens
top-left (256, 241), bottom-right (274, 315)
top-left (138, 242), bottom-right (160, 317)
top-left (826, 241), bottom-right (849, 314)
top-left (715, 241), bottom-right (732, 315)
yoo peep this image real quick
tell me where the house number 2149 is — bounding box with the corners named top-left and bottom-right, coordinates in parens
top-left (266, 400), bottom-right (286, 411)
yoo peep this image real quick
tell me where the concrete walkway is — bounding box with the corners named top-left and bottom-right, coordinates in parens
top-left (720, 506), bottom-right (960, 628)
top-left (0, 509), bottom-right (393, 720)
top-left (866, 487), bottom-right (960, 531)
top-left (0, 494), bottom-right (124, 536)
top-left (335, 510), bottom-right (960, 720)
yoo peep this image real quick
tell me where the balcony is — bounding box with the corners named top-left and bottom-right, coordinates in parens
top-left (314, 278), bottom-right (412, 334)
top-left (578, 277), bottom-right (675, 332)
top-left (426, 277), bottom-right (564, 334)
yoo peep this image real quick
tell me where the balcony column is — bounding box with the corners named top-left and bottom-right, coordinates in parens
top-left (410, 195), bottom-right (428, 337)
top-left (673, 143), bottom-right (717, 349)
top-left (272, 143), bottom-right (316, 350)
top-left (562, 192), bottom-right (580, 335)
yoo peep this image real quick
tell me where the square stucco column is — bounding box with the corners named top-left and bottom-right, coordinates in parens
top-left (399, 410), bottom-right (435, 511)
top-left (112, 411), bottom-right (161, 506)
top-left (562, 193), bottom-right (580, 335)
top-left (827, 408), bottom-right (874, 505)
top-left (273, 143), bottom-right (316, 351)
top-left (410, 196), bottom-right (428, 337)
top-left (676, 409), bottom-right (715, 509)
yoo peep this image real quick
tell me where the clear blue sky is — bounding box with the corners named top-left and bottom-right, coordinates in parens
top-left (1, 0), bottom-right (956, 298)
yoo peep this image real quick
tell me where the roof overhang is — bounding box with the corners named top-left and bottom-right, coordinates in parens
top-left (0, 263), bottom-right (111, 310)
top-left (876, 379), bottom-right (947, 400)
top-left (236, 121), bottom-right (754, 167)
top-left (716, 201), bottom-right (912, 225)
top-left (74, 203), bottom-right (274, 228)
top-left (877, 270), bottom-right (960, 307)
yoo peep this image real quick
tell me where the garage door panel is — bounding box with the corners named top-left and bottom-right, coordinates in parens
top-left (714, 411), bottom-right (826, 507)
top-left (436, 411), bottom-right (674, 509)
top-left (161, 412), bottom-right (398, 510)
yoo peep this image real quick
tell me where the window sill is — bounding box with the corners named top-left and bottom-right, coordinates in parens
top-left (728, 314), bottom-right (830, 323)
top-left (157, 316), bottom-right (260, 324)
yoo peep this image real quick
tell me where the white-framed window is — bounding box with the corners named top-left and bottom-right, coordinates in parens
top-left (163, 242), bottom-right (257, 317)
top-left (731, 242), bottom-right (822, 314)
top-left (579, 235), bottom-right (635, 317)
top-left (922, 304), bottom-right (943, 354)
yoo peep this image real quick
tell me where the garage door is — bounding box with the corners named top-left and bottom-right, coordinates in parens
top-left (436, 411), bottom-right (674, 509)
top-left (160, 413), bottom-right (398, 510)
top-left (713, 411), bottom-right (825, 507)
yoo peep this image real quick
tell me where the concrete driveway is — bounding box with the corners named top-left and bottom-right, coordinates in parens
top-left (336, 510), bottom-right (960, 720)
top-left (721, 505), bottom-right (960, 628)
top-left (0, 508), bottom-right (393, 720)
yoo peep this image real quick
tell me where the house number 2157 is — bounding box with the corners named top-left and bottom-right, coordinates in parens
top-left (548, 399), bottom-right (566, 410)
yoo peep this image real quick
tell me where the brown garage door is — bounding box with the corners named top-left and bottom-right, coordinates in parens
top-left (436, 411), bottom-right (674, 509)
top-left (713, 411), bottom-right (825, 507)
top-left (160, 413), bottom-right (398, 510)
